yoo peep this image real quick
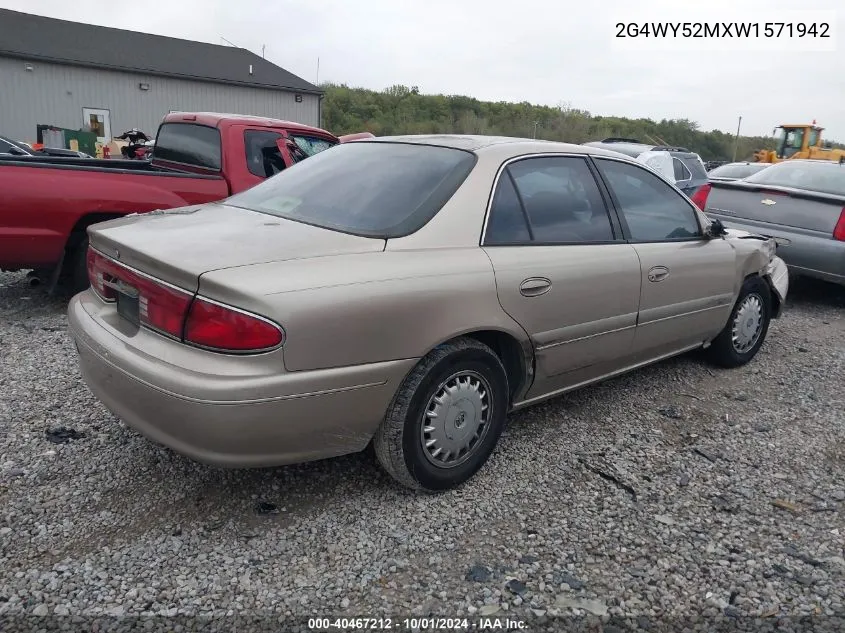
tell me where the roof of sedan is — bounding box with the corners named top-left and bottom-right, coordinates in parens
top-left (366, 134), bottom-right (627, 157)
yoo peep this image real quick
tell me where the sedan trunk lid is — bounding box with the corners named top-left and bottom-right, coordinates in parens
top-left (87, 203), bottom-right (386, 291)
top-left (705, 182), bottom-right (845, 235)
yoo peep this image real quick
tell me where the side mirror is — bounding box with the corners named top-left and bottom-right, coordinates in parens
top-left (707, 218), bottom-right (728, 238)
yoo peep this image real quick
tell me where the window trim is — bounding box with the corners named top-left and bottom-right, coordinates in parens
top-left (590, 155), bottom-right (707, 244)
top-left (480, 153), bottom-right (623, 247)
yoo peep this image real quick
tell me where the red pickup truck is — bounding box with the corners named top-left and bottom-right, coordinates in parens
top-left (0, 112), bottom-right (348, 292)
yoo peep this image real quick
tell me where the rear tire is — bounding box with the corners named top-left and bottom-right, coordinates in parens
top-left (706, 276), bottom-right (771, 368)
top-left (373, 338), bottom-right (509, 492)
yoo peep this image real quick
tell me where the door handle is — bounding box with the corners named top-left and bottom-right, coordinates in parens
top-left (519, 277), bottom-right (552, 297)
top-left (647, 266), bottom-right (670, 282)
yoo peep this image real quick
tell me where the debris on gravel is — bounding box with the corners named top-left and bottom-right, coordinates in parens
top-left (1, 271), bottom-right (844, 631)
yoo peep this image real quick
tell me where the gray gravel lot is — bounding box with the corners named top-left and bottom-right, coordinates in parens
top-left (1, 270), bottom-right (844, 632)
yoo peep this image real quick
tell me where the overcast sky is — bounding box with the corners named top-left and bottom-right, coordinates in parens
top-left (4, 0), bottom-right (843, 139)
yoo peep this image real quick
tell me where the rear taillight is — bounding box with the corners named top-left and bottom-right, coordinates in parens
top-left (690, 183), bottom-right (711, 210)
top-left (87, 247), bottom-right (117, 301)
top-left (134, 277), bottom-right (193, 338)
top-left (87, 246), bottom-right (283, 351)
top-left (834, 207), bottom-right (845, 242)
top-left (184, 298), bottom-right (284, 352)
top-left (86, 246), bottom-right (192, 338)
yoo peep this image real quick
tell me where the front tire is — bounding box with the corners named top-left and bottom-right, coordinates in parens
top-left (374, 337), bottom-right (509, 492)
top-left (706, 276), bottom-right (771, 368)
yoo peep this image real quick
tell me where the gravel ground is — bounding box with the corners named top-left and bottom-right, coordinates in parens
top-left (1, 270), bottom-right (844, 632)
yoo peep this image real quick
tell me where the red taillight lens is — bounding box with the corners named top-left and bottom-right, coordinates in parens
top-left (86, 246), bottom-right (192, 338)
top-left (690, 183), bottom-right (711, 210)
top-left (184, 298), bottom-right (284, 352)
top-left (834, 207), bottom-right (845, 242)
top-left (135, 277), bottom-right (193, 338)
top-left (87, 247), bottom-right (117, 301)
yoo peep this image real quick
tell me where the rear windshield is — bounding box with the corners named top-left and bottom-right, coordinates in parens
top-left (743, 161), bottom-right (845, 196)
top-left (709, 163), bottom-right (769, 179)
top-left (225, 142), bottom-right (477, 238)
top-left (154, 123), bottom-right (221, 170)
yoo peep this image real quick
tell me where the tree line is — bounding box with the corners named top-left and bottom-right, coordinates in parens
top-left (322, 83), bottom-right (795, 161)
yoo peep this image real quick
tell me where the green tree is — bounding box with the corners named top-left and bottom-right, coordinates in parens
top-left (320, 83), bottom-right (795, 161)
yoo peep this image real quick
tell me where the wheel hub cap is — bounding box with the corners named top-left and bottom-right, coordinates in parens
top-left (732, 294), bottom-right (763, 353)
top-left (421, 371), bottom-right (491, 468)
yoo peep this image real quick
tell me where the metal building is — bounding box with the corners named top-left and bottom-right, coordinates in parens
top-left (0, 9), bottom-right (323, 145)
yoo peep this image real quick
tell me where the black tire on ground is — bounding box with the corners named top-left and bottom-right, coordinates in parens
top-left (373, 337), bottom-right (509, 492)
top-left (706, 275), bottom-right (772, 368)
top-left (70, 235), bottom-right (90, 294)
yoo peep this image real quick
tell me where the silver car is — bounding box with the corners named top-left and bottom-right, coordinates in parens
top-left (702, 159), bottom-right (845, 286)
top-left (68, 135), bottom-right (789, 491)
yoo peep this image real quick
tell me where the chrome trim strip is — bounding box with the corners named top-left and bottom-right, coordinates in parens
top-left (536, 324), bottom-right (636, 351)
top-left (512, 341), bottom-right (703, 410)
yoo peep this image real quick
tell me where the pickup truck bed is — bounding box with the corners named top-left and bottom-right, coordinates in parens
top-left (0, 112), bottom-right (345, 292)
top-left (0, 155), bottom-right (227, 271)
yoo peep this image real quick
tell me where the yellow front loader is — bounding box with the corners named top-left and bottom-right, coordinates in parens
top-left (754, 123), bottom-right (845, 163)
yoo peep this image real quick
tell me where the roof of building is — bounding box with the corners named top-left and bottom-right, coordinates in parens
top-left (0, 9), bottom-right (321, 94)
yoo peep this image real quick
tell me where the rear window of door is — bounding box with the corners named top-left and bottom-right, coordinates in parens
top-left (595, 158), bottom-right (702, 241)
top-left (485, 156), bottom-right (616, 245)
top-left (244, 130), bottom-right (286, 178)
top-left (673, 157), bottom-right (692, 181)
top-left (154, 123), bottom-right (221, 170)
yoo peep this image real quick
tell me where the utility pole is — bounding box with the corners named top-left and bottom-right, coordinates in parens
top-left (732, 115), bottom-right (742, 162)
top-left (261, 45), bottom-right (265, 59)
top-left (533, 121), bottom-right (539, 139)
top-left (316, 57), bottom-right (320, 85)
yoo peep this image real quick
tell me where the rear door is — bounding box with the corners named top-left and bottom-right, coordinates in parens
top-left (594, 157), bottom-right (737, 357)
top-left (482, 155), bottom-right (641, 398)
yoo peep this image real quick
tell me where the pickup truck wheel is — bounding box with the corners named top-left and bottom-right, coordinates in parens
top-left (373, 337), bottom-right (509, 492)
top-left (706, 276), bottom-right (771, 368)
top-left (70, 237), bottom-right (90, 294)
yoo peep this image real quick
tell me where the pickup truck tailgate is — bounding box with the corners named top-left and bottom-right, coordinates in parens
top-left (88, 203), bottom-right (385, 291)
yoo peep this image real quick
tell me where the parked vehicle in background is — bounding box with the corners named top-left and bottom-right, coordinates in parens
top-left (708, 161), bottom-right (771, 182)
top-left (582, 138), bottom-right (709, 204)
top-left (0, 135), bottom-right (34, 156)
top-left (701, 159), bottom-right (845, 287)
top-left (36, 147), bottom-right (93, 158)
top-left (705, 160), bottom-right (728, 172)
top-left (69, 135), bottom-right (788, 491)
top-left (1, 137), bottom-right (91, 158)
top-left (0, 112), bottom-right (343, 292)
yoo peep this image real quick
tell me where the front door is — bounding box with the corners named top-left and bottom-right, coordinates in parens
top-left (593, 157), bottom-right (736, 357)
top-left (82, 108), bottom-right (112, 145)
top-left (482, 155), bottom-right (642, 399)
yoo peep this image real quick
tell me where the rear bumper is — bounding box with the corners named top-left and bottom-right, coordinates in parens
top-left (764, 256), bottom-right (789, 318)
top-left (68, 291), bottom-right (416, 468)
